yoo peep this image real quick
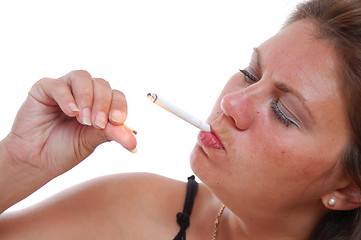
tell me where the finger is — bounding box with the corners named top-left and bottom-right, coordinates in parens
top-left (80, 123), bottom-right (137, 154)
top-left (91, 78), bottom-right (112, 129)
top-left (60, 70), bottom-right (94, 126)
top-left (109, 90), bottom-right (128, 125)
top-left (29, 78), bottom-right (80, 117)
top-left (105, 123), bottom-right (137, 151)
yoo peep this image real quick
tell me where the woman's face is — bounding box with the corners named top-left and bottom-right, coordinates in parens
top-left (190, 20), bottom-right (351, 213)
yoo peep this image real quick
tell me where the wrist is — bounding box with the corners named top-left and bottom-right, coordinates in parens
top-left (0, 138), bottom-right (51, 213)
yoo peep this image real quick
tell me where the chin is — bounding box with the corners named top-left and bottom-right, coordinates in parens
top-left (190, 145), bottom-right (221, 187)
top-left (189, 145), bottom-right (207, 180)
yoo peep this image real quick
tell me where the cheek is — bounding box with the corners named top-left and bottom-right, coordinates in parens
top-left (230, 127), bottom-right (331, 186)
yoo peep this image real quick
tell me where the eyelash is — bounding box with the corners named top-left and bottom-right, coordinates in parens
top-left (239, 69), bottom-right (259, 84)
top-left (271, 101), bottom-right (300, 128)
top-left (240, 68), bottom-right (300, 128)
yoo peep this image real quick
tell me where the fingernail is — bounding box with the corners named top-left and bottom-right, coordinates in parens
top-left (129, 147), bottom-right (138, 154)
top-left (110, 110), bottom-right (124, 124)
top-left (81, 108), bottom-right (92, 126)
top-left (95, 112), bottom-right (107, 129)
top-left (69, 102), bottom-right (80, 113)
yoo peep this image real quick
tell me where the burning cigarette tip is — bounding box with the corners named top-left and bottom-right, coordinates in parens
top-left (147, 92), bottom-right (157, 102)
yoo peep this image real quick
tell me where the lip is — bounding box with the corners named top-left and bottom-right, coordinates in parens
top-left (197, 130), bottom-right (224, 150)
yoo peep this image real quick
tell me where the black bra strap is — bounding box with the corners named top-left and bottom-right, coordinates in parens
top-left (173, 175), bottom-right (199, 240)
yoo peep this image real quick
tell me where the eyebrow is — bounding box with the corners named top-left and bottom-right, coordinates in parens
top-left (253, 47), bottom-right (314, 121)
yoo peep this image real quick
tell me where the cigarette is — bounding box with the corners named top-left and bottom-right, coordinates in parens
top-left (147, 93), bottom-right (211, 132)
top-left (123, 124), bottom-right (137, 135)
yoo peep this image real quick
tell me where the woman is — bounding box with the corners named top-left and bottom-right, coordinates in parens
top-left (1, 0), bottom-right (361, 239)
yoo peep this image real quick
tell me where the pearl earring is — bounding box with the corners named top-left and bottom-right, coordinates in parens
top-left (328, 197), bottom-right (336, 206)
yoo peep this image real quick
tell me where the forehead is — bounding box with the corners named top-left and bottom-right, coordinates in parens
top-left (257, 20), bottom-right (350, 134)
top-left (258, 20), bottom-right (342, 107)
top-left (259, 21), bottom-right (341, 91)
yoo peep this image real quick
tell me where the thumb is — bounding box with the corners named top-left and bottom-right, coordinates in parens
top-left (105, 123), bottom-right (137, 151)
top-left (82, 123), bottom-right (137, 154)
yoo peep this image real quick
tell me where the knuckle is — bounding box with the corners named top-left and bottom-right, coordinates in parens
top-left (94, 78), bottom-right (111, 88)
top-left (32, 78), bottom-right (44, 89)
top-left (53, 78), bottom-right (67, 88)
top-left (29, 79), bottom-right (44, 96)
top-left (30, 77), bottom-right (54, 96)
top-left (51, 79), bottom-right (68, 95)
top-left (35, 77), bottom-right (52, 88)
top-left (71, 70), bottom-right (92, 79)
top-left (78, 92), bottom-right (93, 101)
top-left (94, 96), bottom-right (110, 107)
top-left (38, 77), bottom-right (50, 83)
top-left (113, 89), bottom-right (126, 99)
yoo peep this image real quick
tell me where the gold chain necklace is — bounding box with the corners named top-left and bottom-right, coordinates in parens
top-left (211, 205), bottom-right (225, 240)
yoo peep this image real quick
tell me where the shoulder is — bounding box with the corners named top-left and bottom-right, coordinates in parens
top-left (85, 172), bottom-right (194, 239)
top-left (98, 172), bottom-right (188, 209)
top-left (100, 172), bottom-right (189, 214)
top-left (0, 173), bottom-right (218, 239)
top-left (94, 173), bottom-right (224, 240)
top-left (0, 172), bottom-right (192, 239)
top-left (53, 172), bottom-right (192, 231)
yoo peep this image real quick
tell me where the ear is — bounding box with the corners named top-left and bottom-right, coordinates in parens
top-left (322, 185), bottom-right (361, 210)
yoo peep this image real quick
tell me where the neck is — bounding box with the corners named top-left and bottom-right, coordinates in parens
top-left (219, 201), bottom-right (325, 240)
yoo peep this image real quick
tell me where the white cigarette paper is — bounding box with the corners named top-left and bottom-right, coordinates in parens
top-left (147, 93), bottom-right (211, 132)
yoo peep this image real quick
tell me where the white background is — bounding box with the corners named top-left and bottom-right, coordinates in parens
top-left (0, 0), bottom-right (303, 211)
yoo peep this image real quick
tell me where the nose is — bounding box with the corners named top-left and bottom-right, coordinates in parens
top-left (220, 90), bottom-right (256, 131)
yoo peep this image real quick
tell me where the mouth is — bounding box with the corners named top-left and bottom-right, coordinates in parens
top-left (197, 129), bottom-right (225, 150)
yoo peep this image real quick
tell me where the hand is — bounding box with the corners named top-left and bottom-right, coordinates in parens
top-left (3, 70), bottom-right (137, 178)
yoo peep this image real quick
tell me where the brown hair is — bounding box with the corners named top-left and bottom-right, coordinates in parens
top-left (285, 0), bottom-right (361, 239)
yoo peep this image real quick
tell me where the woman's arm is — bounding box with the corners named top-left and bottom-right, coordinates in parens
top-left (0, 173), bottom-right (187, 239)
top-left (0, 141), bottom-right (50, 214)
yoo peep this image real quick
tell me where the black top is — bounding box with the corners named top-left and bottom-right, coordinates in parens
top-left (173, 175), bottom-right (199, 240)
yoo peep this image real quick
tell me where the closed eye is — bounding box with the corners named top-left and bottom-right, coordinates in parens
top-left (239, 68), bottom-right (259, 84)
top-left (271, 100), bottom-right (300, 128)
